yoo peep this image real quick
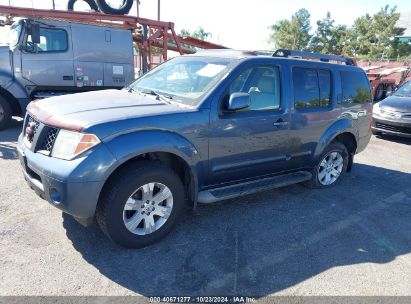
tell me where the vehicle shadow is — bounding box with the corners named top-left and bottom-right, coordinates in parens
top-left (63, 163), bottom-right (411, 297)
top-left (0, 144), bottom-right (18, 160)
top-left (375, 134), bottom-right (411, 146)
top-left (0, 118), bottom-right (23, 143)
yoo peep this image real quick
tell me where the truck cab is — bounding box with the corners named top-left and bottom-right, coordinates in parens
top-left (0, 18), bottom-right (134, 129)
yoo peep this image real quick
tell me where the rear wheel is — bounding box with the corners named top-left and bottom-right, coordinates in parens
top-left (0, 96), bottom-right (12, 130)
top-left (305, 142), bottom-right (348, 189)
top-left (96, 161), bottom-right (185, 248)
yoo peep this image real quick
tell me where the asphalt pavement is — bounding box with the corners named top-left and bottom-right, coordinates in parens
top-left (1, 117), bottom-right (411, 298)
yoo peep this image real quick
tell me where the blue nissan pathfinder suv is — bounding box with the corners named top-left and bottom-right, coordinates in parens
top-left (17, 49), bottom-right (373, 248)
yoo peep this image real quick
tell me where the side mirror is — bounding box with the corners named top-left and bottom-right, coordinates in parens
top-left (27, 23), bottom-right (41, 44)
top-left (227, 92), bottom-right (250, 111)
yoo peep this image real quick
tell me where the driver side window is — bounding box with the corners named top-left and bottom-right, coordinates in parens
top-left (228, 66), bottom-right (281, 111)
top-left (25, 28), bottom-right (68, 53)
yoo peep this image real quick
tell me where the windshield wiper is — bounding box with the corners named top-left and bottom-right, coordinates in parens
top-left (140, 89), bottom-right (174, 103)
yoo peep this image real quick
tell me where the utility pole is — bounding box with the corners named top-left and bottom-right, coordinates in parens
top-left (136, 0), bottom-right (140, 17)
top-left (157, 0), bottom-right (160, 21)
top-left (52, 0), bottom-right (55, 10)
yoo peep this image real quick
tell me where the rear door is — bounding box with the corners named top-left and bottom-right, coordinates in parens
top-left (21, 24), bottom-right (74, 88)
top-left (288, 66), bottom-right (341, 168)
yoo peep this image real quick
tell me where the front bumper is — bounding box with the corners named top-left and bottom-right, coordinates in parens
top-left (372, 115), bottom-right (411, 138)
top-left (17, 134), bottom-right (116, 224)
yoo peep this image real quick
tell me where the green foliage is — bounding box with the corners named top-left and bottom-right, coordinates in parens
top-left (269, 8), bottom-right (312, 50)
top-left (180, 29), bottom-right (191, 37)
top-left (348, 5), bottom-right (405, 58)
top-left (309, 12), bottom-right (347, 55)
top-left (192, 27), bottom-right (212, 41)
top-left (268, 5), bottom-right (411, 59)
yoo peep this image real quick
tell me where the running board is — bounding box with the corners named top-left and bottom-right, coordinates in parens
top-left (198, 171), bottom-right (312, 204)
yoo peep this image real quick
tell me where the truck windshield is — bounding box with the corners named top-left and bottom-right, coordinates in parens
top-left (129, 56), bottom-right (233, 106)
top-left (8, 23), bottom-right (22, 47)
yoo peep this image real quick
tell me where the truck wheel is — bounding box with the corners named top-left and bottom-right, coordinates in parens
top-left (96, 161), bottom-right (185, 248)
top-left (305, 142), bottom-right (348, 189)
top-left (0, 96), bottom-right (12, 130)
top-left (385, 84), bottom-right (394, 98)
top-left (374, 84), bottom-right (384, 101)
top-left (67, 0), bottom-right (99, 12)
top-left (95, 0), bottom-right (133, 15)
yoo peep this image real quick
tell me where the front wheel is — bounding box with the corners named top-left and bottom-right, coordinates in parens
top-left (305, 142), bottom-right (348, 189)
top-left (96, 161), bottom-right (185, 248)
top-left (0, 96), bottom-right (12, 131)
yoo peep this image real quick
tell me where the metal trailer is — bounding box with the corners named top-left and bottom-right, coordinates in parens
top-left (362, 65), bottom-right (411, 101)
top-left (0, 5), bottom-right (227, 129)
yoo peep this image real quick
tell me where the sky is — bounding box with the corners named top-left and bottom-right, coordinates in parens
top-left (0, 0), bottom-right (410, 49)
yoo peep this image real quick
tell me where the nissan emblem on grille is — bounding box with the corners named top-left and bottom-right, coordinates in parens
top-left (25, 122), bottom-right (36, 142)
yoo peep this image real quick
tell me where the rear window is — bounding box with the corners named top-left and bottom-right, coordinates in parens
top-left (340, 71), bottom-right (371, 104)
top-left (293, 67), bottom-right (331, 109)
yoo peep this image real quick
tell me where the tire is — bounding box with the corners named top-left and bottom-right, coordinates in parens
top-left (385, 84), bottom-right (394, 98)
top-left (304, 142), bottom-right (349, 189)
top-left (374, 84), bottom-right (384, 101)
top-left (95, 0), bottom-right (133, 15)
top-left (96, 161), bottom-right (185, 248)
top-left (67, 0), bottom-right (99, 12)
top-left (0, 96), bottom-right (12, 131)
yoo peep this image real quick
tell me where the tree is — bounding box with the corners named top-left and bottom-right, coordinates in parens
top-left (309, 12), bottom-right (347, 55)
top-left (269, 8), bottom-right (312, 50)
top-left (192, 27), bottom-right (212, 41)
top-left (180, 29), bottom-right (191, 37)
top-left (348, 5), bottom-right (405, 58)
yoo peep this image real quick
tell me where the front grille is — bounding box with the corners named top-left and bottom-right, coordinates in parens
top-left (39, 128), bottom-right (59, 152)
top-left (375, 122), bottom-right (411, 134)
top-left (26, 115), bottom-right (40, 143)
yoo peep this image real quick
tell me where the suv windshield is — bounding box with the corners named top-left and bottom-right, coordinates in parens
top-left (129, 56), bottom-right (233, 106)
top-left (394, 81), bottom-right (411, 98)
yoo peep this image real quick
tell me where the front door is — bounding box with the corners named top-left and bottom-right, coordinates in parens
top-left (21, 25), bottom-right (74, 88)
top-left (208, 65), bottom-right (291, 186)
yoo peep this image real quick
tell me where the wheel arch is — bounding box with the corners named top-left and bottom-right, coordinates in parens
top-left (314, 119), bottom-right (358, 171)
top-left (98, 130), bottom-right (202, 211)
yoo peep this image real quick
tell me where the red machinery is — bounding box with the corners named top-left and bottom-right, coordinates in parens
top-left (362, 65), bottom-right (411, 101)
top-left (0, 5), bottom-right (227, 72)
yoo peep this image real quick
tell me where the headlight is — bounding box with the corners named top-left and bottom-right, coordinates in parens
top-left (51, 130), bottom-right (100, 160)
top-left (373, 103), bottom-right (381, 116)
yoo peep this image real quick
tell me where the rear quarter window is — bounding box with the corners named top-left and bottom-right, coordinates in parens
top-left (341, 71), bottom-right (372, 104)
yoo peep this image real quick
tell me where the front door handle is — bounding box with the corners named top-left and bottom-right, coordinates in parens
top-left (273, 118), bottom-right (289, 127)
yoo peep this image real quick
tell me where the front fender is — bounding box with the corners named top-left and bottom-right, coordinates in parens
top-left (313, 118), bottom-right (357, 159)
top-left (104, 130), bottom-right (200, 167)
top-left (103, 130), bottom-right (201, 197)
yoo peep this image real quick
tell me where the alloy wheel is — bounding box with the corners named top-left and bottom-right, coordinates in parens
top-left (122, 182), bottom-right (173, 235)
top-left (317, 151), bottom-right (344, 185)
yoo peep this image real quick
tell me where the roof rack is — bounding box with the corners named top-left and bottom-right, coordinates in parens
top-left (272, 49), bottom-right (356, 66)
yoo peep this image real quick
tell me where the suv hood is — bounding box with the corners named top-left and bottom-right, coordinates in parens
top-left (379, 95), bottom-right (411, 113)
top-left (27, 89), bottom-right (189, 131)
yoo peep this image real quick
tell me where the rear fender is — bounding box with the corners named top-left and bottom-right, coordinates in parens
top-left (314, 118), bottom-right (357, 160)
